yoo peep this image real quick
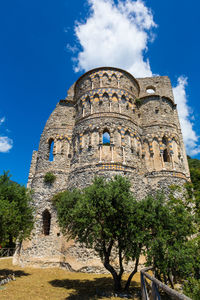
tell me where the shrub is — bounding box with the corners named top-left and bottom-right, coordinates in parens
top-left (183, 278), bottom-right (200, 300)
top-left (44, 172), bottom-right (56, 184)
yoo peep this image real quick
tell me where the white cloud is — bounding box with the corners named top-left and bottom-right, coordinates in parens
top-left (72, 0), bottom-right (156, 77)
top-left (0, 116), bottom-right (13, 153)
top-left (173, 77), bottom-right (200, 156)
top-left (0, 117), bottom-right (5, 125)
top-left (69, 0), bottom-right (200, 155)
top-left (0, 136), bottom-right (13, 153)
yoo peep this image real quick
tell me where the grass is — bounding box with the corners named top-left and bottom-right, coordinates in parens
top-left (0, 258), bottom-right (141, 300)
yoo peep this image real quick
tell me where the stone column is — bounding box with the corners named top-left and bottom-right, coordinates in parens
top-left (111, 144), bottom-right (114, 163)
top-left (161, 154), bottom-right (165, 170)
top-left (109, 101), bottom-right (112, 112)
top-left (171, 154), bottom-right (175, 170)
top-left (122, 146), bottom-right (125, 164)
top-left (151, 154), bottom-right (155, 171)
top-left (99, 144), bottom-right (102, 163)
top-left (119, 103), bottom-right (121, 113)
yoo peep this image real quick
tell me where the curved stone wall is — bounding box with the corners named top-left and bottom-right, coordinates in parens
top-left (14, 66), bottom-right (190, 270)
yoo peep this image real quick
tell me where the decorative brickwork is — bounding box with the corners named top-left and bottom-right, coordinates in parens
top-left (13, 67), bottom-right (190, 272)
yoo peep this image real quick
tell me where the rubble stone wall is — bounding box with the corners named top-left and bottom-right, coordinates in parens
top-left (13, 67), bottom-right (190, 271)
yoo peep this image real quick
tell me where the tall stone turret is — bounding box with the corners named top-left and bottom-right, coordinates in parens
top-left (14, 67), bottom-right (190, 269)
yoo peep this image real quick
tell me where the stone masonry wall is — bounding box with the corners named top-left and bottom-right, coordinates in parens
top-left (13, 67), bottom-right (190, 271)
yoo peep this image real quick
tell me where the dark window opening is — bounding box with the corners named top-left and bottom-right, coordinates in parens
top-left (49, 140), bottom-right (54, 161)
top-left (121, 95), bottom-right (126, 104)
top-left (162, 137), bottom-right (167, 146)
top-left (42, 209), bottom-right (51, 236)
top-left (103, 130), bottom-right (110, 145)
top-left (163, 148), bottom-right (170, 162)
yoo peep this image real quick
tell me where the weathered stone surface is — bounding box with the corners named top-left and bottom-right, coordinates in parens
top-left (13, 67), bottom-right (190, 271)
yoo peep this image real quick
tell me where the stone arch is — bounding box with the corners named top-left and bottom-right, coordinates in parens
top-left (119, 75), bottom-right (124, 88)
top-left (102, 73), bottom-right (110, 86)
top-left (93, 93), bottom-right (100, 104)
top-left (152, 137), bottom-right (162, 170)
top-left (85, 77), bottom-right (92, 90)
top-left (112, 93), bottom-right (118, 102)
top-left (143, 138), bottom-right (152, 169)
top-left (125, 129), bottom-right (131, 147)
top-left (121, 95), bottom-right (126, 104)
top-left (111, 74), bottom-right (118, 87)
top-left (93, 74), bottom-right (100, 89)
top-left (63, 138), bottom-right (70, 156)
top-left (85, 96), bottom-right (92, 115)
top-left (83, 129), bottom-right (90, 148)
top-left (85, 96), bottom-right (91, 106)
top-left (103, 92), bottom-right (109, 102)
top-left (42, 209), bottom-right (51, 236)
top-left (91, 127), bottom-right (99, 147)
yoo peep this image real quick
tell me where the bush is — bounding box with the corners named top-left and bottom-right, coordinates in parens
top-left (44, 172), bottom-right (56, 184)
top-left (183, 278), bottom-right (200, 300)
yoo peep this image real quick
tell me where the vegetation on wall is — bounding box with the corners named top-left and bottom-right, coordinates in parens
top-left (44, 172), bottom-right (56, 184)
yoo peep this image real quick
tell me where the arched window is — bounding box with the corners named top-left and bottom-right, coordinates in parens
top-left (162, 137), bottom-right (170, 162)
top-left (102, 129), bottom-right (110, 145)
top-left (94, 94), bottom-right (100, 103)
top-left (86, 96), bottom-right (91, 106)
top-left (111, 74), bottom-right (118, 87)
top-left (42, 209), bottom-right (51, 236)
top-left (112, 93), bottom-right (118, 102)
top-left (93, 75), bottom-right (100, 88)
top-left (102, 73), bottom-right (109, 86)
top-left (103, 93), bottom-right (109, 102)
top-left (121, 95), bottom-right (126, 104)
top-left (49, 139), bottom-right (54, 161)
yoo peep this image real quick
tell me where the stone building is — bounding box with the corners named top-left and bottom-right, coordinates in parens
top-left (13, 67), bottom-right (190, 270)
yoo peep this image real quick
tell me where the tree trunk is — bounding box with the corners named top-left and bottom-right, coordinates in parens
top-left (104, 261), bottom-right (123, 292)
top-left (124, 256), bottom-right (139, 291)
top-left (103, 240), bottom-right (123, 292)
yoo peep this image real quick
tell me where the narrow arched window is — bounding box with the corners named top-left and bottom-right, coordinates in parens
top-left (42, 209), bottom-right (51, 236)
top-left (86, 96), bottom-right (90, 106)
top-left (102, 93), bottom-right (109, 103)
top-left (162, 137), bottom-right (170, 162)
top-left (121, 95), bottom-right (126, 104)
top-left (102, 129), bottom-right (110, 145)
top-left (49, 139), bottom-right (54, 161)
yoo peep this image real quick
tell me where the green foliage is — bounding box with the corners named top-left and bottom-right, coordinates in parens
top-left (183, 278), bottom-right (200, 300)
top-left (0, 171), bottom-right (34, 247)
top-left (44, 172), bottom-right (56, 184)
top-left (53, 175), bottom-right (196, 292)
top-left (169, 184), bottom-right (181, 192)
top-left (53, 176), bottom-right (146, 292)
top-left (141, 194), bottom-right (195, 287)
top-left (187, 156), bottom-right (200, 224)
top-left (135, 98), bottom-right (142, 107)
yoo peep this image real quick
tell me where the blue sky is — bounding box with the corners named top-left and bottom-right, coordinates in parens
top-left (0, 0), bottom-right (200, 185)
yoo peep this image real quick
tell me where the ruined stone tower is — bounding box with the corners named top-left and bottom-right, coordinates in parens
top-left (14, 67), bottom-right (190, 269)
